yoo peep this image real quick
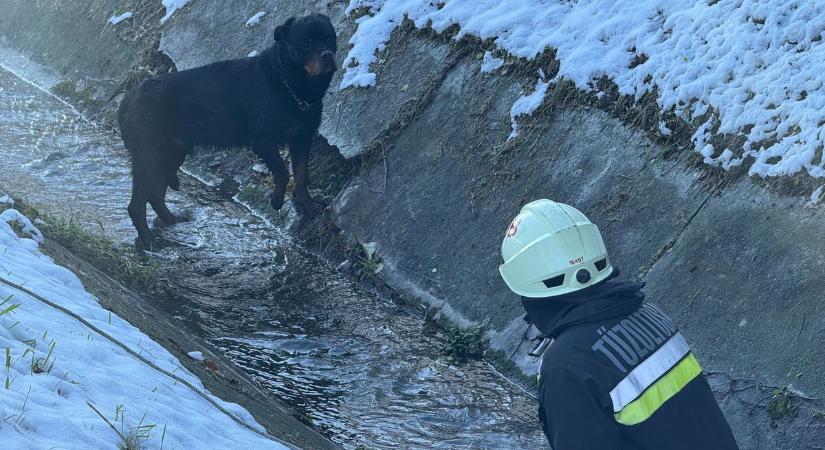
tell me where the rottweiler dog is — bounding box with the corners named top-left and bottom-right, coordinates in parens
top-left (118, 14), bottom-right (337, 250)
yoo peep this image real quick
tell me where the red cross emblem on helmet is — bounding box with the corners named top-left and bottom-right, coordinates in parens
top-left (506, 218), bottom-right (521, 238)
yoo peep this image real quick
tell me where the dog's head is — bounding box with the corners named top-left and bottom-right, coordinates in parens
top-left (273, 14), bottom-right (337, 78)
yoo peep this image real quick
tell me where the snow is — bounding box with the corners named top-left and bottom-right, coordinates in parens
top-left (246, 12), bottom-right (267, 28)
top-left (107, 12), bottom-right (133, 25)
top-left (692, 116), bottom-right (716, 165)
top-left (160, 0), bottom-right (190, 24)
top-left (342, 0), bottom-right (825, 179)
top-left (0, 209), bottom-right (43, 243)
top-left (0, 209), bottom-right (285, 449)
top-left (480, 51), bottom-right (504, 73)
top-left (812, 186), bottom-right (824, 204)
top-left (251, 163), bottom-right (269, 174)
top-left (509, 79), bottom-right (549, 140)
top-left (658, 121), bottom-right (672, 137)
top-left (346, 0), bottom-right (386, 15)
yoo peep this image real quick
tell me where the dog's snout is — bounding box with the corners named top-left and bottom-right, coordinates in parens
top-left (320, 50), bottom-right (337, 72)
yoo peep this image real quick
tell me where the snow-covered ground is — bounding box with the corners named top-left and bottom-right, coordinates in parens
top-left (246, 11), bottom-right (267, 28)
top-left (108, 12), bottom-right (134, 26)
top-left (341, 0), bottom-right (825, 179)
top-left (161, 0), bottom-right (190, 24)
top-left (0, 204), bottom-right (285, 449)
top-left (509, 79), bottom-right (549, 140)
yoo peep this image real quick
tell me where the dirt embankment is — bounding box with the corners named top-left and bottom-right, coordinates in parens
top-left (2, 1), bottom-right (825, 448)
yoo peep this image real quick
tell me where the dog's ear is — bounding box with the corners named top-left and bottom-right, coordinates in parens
top-left (273, 17), bottom-right (296, 41)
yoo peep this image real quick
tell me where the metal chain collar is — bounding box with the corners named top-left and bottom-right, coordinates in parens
top-left (279, 75), bottom-right (312, 112)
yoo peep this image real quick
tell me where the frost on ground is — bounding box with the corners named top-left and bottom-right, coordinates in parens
top-left (108, 12), bottom-right (133, 26)
top-left (342, 0), bottom-right (825, 179)
top-left (0, 210), bottom-right (285, 449)
top-left (160, 0), bottom-right (190, 24)
top-left (246, 12), bottom-right (267, 28)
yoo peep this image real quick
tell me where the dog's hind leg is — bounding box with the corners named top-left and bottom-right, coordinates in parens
top-left (129, 154), bottom-right (178, 251)
top-left (288, 133), bottom-right (324, 216)
top-left (252, 139), bottom-right (290, 210)
top-left (148, 184), bottom-right (177, 227)
top-left (149, 143), bottom-right (190, 227)
top-left (162, 143), bottom-right (188, 191)
top-left (166, 144), bottom-right (189, 191)
top-left (128, 176), bottom-right (152, 251)
top-left (167, 172), bottom-right (181, 191)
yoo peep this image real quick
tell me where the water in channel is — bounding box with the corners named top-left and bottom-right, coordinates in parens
top-left (0, 62), bottom-right (547, 449)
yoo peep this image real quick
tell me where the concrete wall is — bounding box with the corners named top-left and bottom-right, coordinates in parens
top-left (2, 0), bottom-right (824, 447)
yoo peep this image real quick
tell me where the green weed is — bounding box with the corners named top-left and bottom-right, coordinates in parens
top-left (442, 319), bottom-right (490, 364)
top-left (766, 387), bottom-right (800, 427)
top-left (51, 80), bottom-right (102, 110)
top-left (0, 200), bottom-right (160, 291)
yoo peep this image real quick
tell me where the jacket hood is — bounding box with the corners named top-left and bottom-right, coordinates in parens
top-left (521, 276), bottom-right (645, 338)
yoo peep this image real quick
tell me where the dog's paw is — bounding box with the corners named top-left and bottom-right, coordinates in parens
top-left (134, 235), bottom-right (154, 252)
top-left (152, 210), bottom-right (191, 228)
top-left (175, 209), bottom-right (194, 223)
top-left (152, 215), bottom-right (175, 228)
top-left (269, 189), bottom-right (286, 210)
top-left (293, 196), bottom-right (326, 217)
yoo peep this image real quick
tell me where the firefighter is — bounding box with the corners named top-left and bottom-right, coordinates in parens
top-left (499, 199), bottom-right (739, 449)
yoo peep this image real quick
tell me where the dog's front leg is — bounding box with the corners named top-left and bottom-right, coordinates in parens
top-left (252, 139), bottom-right (290, 210)
top-left (288, 133), bottom-right (324, 216)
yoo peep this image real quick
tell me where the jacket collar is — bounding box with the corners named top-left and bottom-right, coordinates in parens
top-left (521, 272), bottom-right (645, 338)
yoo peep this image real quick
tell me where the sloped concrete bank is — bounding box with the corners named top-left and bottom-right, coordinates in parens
top-left (2, 0), bottom-right (824, 448)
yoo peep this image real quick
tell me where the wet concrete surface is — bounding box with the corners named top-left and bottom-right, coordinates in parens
top-left (0, 65), bottom-right (546, 449)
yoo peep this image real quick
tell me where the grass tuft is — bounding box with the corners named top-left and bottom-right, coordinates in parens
top-left (87, 401), bottom-right (157, 450)
top-left (339, 240), bottom-right (384, 281)
top-left (51, 80), bottom-right (103, 110)
top-left (0, 200), bottom-right (161, 292)
top-left (766, 387), bottom-right (800, 427)
top-left (442, 319), bottom-right (490, 364)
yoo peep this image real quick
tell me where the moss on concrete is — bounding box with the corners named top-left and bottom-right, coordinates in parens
top-left (51, 80), bottom-right (104, 111)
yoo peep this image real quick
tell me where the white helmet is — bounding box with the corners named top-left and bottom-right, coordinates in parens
top-left (499, 199), bottom-right (614, 298)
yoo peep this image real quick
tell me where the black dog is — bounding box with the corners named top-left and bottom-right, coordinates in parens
top-left (118, 14), bottom-right (337, 250)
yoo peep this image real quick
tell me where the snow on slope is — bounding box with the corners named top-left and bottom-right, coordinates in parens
top-left (246, 11), bottom-right (267, 28)
top-left (342, 0), bottom-right (825, 179)
top-left (0, 209), bottom-right (284, 449)
top-left (161, 0), bottom-right (190, 24)
top-left (509, 79), bottom-right (549, 140)
top-left (480, 51), bottom-right (504, 74)
top-left (108, 12), bottom-right (134, 26)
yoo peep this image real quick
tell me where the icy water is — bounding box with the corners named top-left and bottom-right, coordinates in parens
top-left (0, 64), bottom-right (547, 449)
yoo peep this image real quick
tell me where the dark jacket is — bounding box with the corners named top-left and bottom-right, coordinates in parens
top-left (524, 281), bottom-right (739, 450)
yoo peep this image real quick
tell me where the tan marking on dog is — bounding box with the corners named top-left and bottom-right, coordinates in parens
top-left (304, 57), bottom-right (323, 77)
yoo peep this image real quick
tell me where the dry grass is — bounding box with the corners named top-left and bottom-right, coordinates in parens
top-left (0, 199), bottom-right (161, 292)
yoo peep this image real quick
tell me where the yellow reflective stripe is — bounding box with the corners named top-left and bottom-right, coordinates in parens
top-left (614, 353), bottom-right (702, 426)
top-left (610, 333), bottom-right (691, 413)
